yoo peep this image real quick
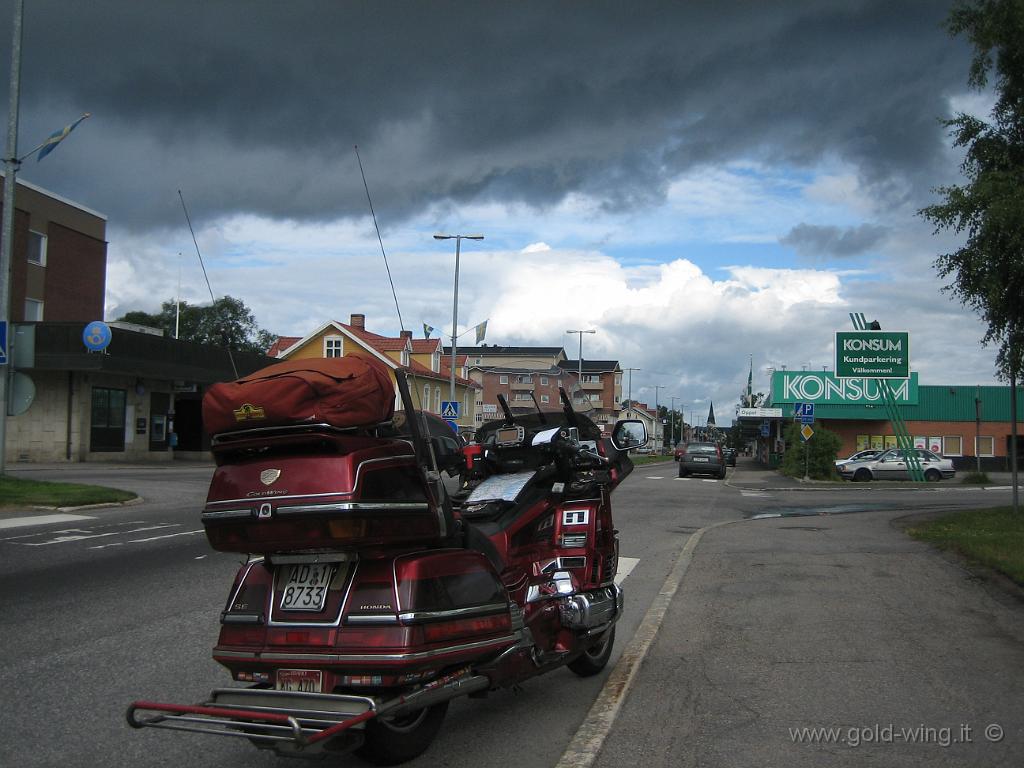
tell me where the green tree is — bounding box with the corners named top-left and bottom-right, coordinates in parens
top-left (778, 421), bottom-right (842, 480)
top-left (116, 295), bottom-right (276, 354)
top-left (919, 0), bottom-right (1024, 377)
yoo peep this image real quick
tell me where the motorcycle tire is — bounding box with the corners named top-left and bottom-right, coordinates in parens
top-left (568, 626), bottom-right (616, 677)
top-left (355, 701), bottom-right (449, 766)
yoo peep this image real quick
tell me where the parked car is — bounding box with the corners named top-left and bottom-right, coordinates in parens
top-left (834, 449), bottom-right (881, 470)
top-left (722, 447), bottom-right (737, 466)
top-left (838, 448), bottom-right (956, 482)
top-left (677, 442), bottom-right (727, 479)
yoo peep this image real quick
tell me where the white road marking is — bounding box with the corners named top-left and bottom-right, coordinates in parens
top-left (0, 513), bottom-right (96, 531)
top-left (645, 476), bottom-right (666, 480)
top-left (8, 522), bottom-right (180, 546)
top-left (741, 491), bottom-right (771, 497)
top-left (124, 529), bottom-right (205, 544)
top-left (614, 557), bottom-right (639, 586)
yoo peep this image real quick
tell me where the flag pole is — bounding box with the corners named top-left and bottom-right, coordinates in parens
top-left (0, 0), bottom-right (25, 476)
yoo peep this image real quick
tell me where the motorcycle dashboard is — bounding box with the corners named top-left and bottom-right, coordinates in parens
top-left (494, 425), bottom-right (525, 447)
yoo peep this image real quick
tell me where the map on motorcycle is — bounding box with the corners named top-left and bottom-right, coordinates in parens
top-left (466, 469), bottom-right (537, 504)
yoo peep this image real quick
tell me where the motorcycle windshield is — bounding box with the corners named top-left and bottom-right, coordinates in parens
top-left (477, 378), bottom-right (602, 444)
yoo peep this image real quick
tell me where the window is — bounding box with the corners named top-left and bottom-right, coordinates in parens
top-left (515, 375), bottom-right (532, 384)
top-left (27, 230), bottom-right (46, 265)
top-left (583, 374), bottom-right (601, 384)
top-left (90, 387), bottom-right (127, 452)
top-left (513, 392), bottom-right (532, 400)
top-left (943, 436), bottom-right (962, 456)
top-left (401, 348), bottom-right (410, 366)
top-left (24, 298), bottom-right (43, 321)
top-left (432, 350), bottom-right (440, 372)
top-left (540, 376), bottom-right (548, 386)
top-left (423, 385), bottom-right (430, 410)
top-left (434, 387), bottom-right (441, 413)
top-left (324, 336), bottom-right (344, 357)
top-left (499, 375), bottom-right (509, 384)
top-left (541, 395), bottom-right (550, 403)
top-left (976, 436), bottom-right (995, 457)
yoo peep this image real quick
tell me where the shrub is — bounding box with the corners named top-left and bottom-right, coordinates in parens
top-left (778, 421), bottom-right (843, 480)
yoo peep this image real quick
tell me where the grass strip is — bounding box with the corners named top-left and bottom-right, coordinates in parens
top-left (0, 476), bottom-right (137, 508)
top-left (906, 506), bottom-right (1024, 585)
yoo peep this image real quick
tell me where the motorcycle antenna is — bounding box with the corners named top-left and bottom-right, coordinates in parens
top-left (354, 144), bottom-right (405, 333)
top-left (495, 393), bottom-right (515, 425)
top-left (178, 189), bottom-right (238, 379)
top-left (559, 386), bottom-right (580, 429)
top-left (528, 391), bottom-right (548, 423)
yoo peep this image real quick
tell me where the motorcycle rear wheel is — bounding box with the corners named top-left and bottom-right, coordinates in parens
top-left (568, 626), bottom-right (616, 677)
top-left (355, 701), bottom-right (449, 766)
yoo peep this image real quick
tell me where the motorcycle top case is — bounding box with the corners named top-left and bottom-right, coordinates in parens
top-left (202, 441), bottom-right (451, 554)
top-left (202, 355), bottom-right (395, 437)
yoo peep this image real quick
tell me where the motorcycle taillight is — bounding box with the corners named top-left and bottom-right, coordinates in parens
top-left (421, 613), bottom-right (511, 643)
top-left (218, 625), bottom-right (266, 646)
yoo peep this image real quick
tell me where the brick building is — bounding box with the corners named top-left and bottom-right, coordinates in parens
top-left (454, 345), bottom-right (623, 435)
top-left (0, 174), bottom-right (107, 322)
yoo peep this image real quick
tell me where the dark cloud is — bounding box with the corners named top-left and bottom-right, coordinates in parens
top-left (781, 223), bottom-right (890, 258)
top-left (0, 1), bottom-right (971, 232)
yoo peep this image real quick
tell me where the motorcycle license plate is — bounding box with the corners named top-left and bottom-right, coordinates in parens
top-left (276, 669), bottom-right (322, 693)
top-left (279, 563), bottom-right (336, 612)
top-left (693, 457), bottom-right (709, 462)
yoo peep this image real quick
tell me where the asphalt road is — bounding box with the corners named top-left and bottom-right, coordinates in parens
top-left (0, 460), bottom-right (1019, 767)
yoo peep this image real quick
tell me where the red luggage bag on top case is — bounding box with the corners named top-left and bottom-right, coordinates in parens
top-left (201, 355), bottom-right (395, 436)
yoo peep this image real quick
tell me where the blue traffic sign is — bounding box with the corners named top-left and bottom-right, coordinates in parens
top-left (440, 401), bottom-right (459, 419)
top-left (445, 419), bottom-right (459, 434)
top-left (83, 321), bottom-right (112, 352)
top-left (0, 320), bottom-right (7, 365)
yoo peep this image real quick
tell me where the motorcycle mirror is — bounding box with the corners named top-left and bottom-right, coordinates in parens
top-left (611, 420), bottom-right (647, 451)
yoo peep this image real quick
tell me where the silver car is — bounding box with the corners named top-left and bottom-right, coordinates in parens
top-left (839, 448), bottom-right (956, 482)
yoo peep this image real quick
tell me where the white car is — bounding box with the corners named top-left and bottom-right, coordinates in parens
top-left (834, 449), bottom-right (881, 470)
top-left (839, 448), bottom-right (956, 482)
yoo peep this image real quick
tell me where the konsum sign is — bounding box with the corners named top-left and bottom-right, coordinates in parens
top-left (834, 331), bottom-right (910, 379)
top-left (771, 371), bottom-right (919, 405)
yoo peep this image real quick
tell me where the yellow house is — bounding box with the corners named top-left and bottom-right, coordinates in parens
top-left (270, 313), bottom-right (480, 431)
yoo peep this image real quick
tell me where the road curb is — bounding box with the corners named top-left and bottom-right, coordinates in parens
top-left (554, 518), bottom-right (738, 768)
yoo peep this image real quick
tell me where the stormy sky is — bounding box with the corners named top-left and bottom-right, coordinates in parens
top-left (1, 0), bottom-right (1000, 424)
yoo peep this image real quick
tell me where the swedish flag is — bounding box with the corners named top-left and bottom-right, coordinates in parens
top-left (37, 113), bottom-right (90, 162)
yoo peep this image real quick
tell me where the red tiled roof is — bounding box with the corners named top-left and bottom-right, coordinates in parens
top-left (410, 339), bottom-right (442, 354)
top-left (267, 336), bottom-right (301, 357)
top-left (406, 359), bottom-right (480, 388)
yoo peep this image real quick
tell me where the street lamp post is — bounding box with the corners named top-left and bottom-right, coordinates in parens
top-left (653, 385), bottom-right (664, 449)
top-left (622, 367), bottom-right (640, 410)
top-left (670, 395), bottom-right (679, 448)
top-left (434, 233), bottom-right (483, 404)
top-left (565, 328), bottom-right (596, 393)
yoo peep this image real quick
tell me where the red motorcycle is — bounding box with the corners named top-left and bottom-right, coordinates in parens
top-left (128, 355), bottom-right (647, 764)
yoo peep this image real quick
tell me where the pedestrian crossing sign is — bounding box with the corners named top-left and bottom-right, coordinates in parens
top-left (441, 401), bottom-right (459, 419)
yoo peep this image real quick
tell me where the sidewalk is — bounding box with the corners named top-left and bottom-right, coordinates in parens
top-left (594, 506), bottom-right (1024, 767)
